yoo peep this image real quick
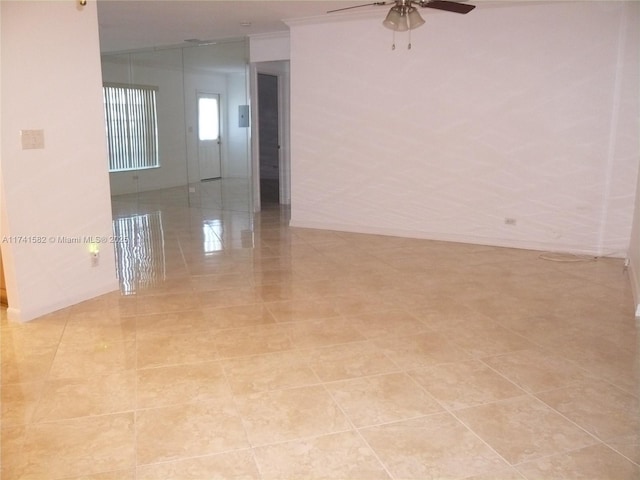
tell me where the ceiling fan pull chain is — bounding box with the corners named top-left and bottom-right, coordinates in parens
top-left (391, 30), bottom-right (396, 50)
top-left (408, 28), bottom-right (412, 50)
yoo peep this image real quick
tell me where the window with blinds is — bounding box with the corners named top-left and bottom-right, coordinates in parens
top-left (103, 84), bottom-right (159, 172)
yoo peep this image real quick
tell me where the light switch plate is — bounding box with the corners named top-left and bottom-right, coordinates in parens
top-left (21, 129), bottom-right (45, 150)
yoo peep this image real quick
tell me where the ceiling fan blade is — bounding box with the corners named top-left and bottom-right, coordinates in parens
top-left (327, 2), bottom-right (387, 14)
top-left (423, 0), bottom-right (476, 14)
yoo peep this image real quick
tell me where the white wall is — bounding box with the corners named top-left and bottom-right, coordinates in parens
top-left (249, 32), bottom-right (290, 63)
top-left (182, 69), bottom-right (250, 180)
top-left (630, 164), bottom-right (640, 318)
top-left (183, 41), bottom-right (250, 181)
top-left (101, 51), bottom-right (189, 195)
top-left (183, 68), bottom-right (249, 181)
top-left (103, 47), bottom-right (250, 194)
top-left (289, 1), bottom-right (640, 256)
top-left (611, 2), bottom-right (640, 317)
top-left (182, 67), bottom-right (229, 183)
top-left (629, 135), bottom-right (640, 317)
top-left (225, 72), bottom-right (251, 178)
top-left (0, 1), bottom-right (118, 321)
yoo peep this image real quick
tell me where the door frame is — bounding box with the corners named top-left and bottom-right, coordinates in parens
top-left (250, 61), bottom-right (290, 212)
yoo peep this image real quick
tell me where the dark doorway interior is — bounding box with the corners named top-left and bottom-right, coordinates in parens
top-left (258, 73), bottom-right (280, 205)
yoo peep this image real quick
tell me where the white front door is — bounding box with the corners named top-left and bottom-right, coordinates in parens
top-left (197, 93), bottom-right (222, 180)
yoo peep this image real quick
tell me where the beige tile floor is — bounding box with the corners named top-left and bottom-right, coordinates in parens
top-left (1, 189), bottom-right (639, 479)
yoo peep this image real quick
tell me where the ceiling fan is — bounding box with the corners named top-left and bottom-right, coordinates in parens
top-left (328, 1), bottom-right (475, 32)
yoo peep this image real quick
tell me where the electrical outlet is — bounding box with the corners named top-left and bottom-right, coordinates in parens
top-left (504, 218), bottom-right (517, 226)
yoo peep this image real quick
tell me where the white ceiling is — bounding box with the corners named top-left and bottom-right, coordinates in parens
top-left (97, 0), bottom-right (370, 53)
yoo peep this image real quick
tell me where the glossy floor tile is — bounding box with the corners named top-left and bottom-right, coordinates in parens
top-left (1, 184), bottom-right (638, 479)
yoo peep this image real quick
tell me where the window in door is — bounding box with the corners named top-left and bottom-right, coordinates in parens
top-left (198, 97), bottom-right (219, 141)
top-left (197, 93), bottom-right (222, 181)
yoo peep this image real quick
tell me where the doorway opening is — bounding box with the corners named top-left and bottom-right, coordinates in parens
top-left (258, 73), bottom-right (280, 205)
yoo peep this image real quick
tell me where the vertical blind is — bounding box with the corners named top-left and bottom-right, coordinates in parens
top-left (103, 83), bottom-right (159, 172)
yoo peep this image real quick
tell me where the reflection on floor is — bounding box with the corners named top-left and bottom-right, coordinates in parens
top-left (111, 178), bottom-right (252, 214)
top-left (260, 178), bottom-right (279, 205)
top-left (110, 180), bottom-right (254, 295)
top-left (1, 183), bottom-right (639, 479)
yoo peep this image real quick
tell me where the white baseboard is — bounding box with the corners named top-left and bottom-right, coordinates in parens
top-left (288, 219), bottom-right (623, 258)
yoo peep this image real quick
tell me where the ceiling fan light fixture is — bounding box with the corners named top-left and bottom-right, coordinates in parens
top-left (407, 7), bottom-right (425, 30)
top-left (382, 6), bottom-right (408, 32)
